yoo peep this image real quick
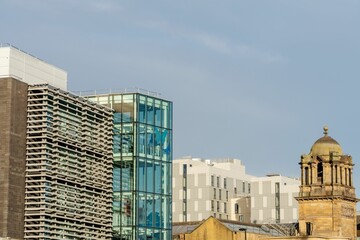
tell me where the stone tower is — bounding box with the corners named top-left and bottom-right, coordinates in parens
top-left (296, 127), bottom-right (357, 239)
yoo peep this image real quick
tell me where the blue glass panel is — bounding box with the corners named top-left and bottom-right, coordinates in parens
top-left (146, 195), bottom-right (154, 227)
top-left (154, 161), bottom-right (161, 194)
top-left (121, 124), bottom-right (133, 155)
top-left (154, 127), bottom-right (161, 159)
top-left (122, 97), bottom-right (134, 123)
top-left (113, 128), bottom-right (121, 154)
top-left (138, 159), bottom-right (146, 192)
top-left (121, 162), bottom-right (133, 191)
top-left (113, 197), bottom-right (121, 231)
top-left (139, 124), bottom-right (146, 156)
top-left (138, 193), bottom-right (146, 227)
top-left (139, 100), bottom-right (146, 123)
top-left (147, 98), bottom-right (154, 125)
top-left (161, 196), bottom-right (167, 228)
top-left (113, 167), bottom-right (120, 191)
top-left (154, 100), bottom-right (162, 127)
top-left (161, 129), bottom-right (171, 161)
top-left (114, 112), bottom-right (121, 124)
top-left (153, 229), bottom-right (161, 240)
top-left (162, 102), bottom-right (169, 128)
top-left (161, 162), bottom-right (170, 195)
top-left (147, 126), bottom-right (154, 158)
top-left (169, 102), bottom-right (173, 129)
top-left (154, 195), bottom-right (161, 228)
top-left (138, 228), bottom-right (146, 240)
top-left (146, 229), bottom-right (153, 239)
top-left (121, 194), bottom-right (132, 226)
top-left (146, 160), bottom-right (154, 193)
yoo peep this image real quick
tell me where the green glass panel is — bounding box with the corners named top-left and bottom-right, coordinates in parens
top-left (138, 193), bottom-right (146, 227)
top-left (147, 98), bottom-right (154, 125)
top-left (121, 193), bottom-right (133, 226)
top-left (154, 100), bottom-right (162, 127)
top-left (139, 124), bottom-right (146, 156)
top-left (146, 160), bottom-right (154, 193)
top-left (146, 126), bottom-right (154, 158)
top-left (154, 161), bottom-right (161, 194)
top-left (138, 159), bottom-right (146, 192)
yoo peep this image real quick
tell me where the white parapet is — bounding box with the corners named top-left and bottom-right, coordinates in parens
top-left (0, 45), bottom-right (67, 90)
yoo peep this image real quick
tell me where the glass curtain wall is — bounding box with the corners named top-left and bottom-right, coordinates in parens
top-left (88, 93), bottom-right (172, 240)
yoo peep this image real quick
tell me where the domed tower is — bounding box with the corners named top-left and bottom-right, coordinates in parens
top-left (296, 127), bottom-right (357, 239)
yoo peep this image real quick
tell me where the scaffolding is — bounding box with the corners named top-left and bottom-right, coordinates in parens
top-left (24, 84), bottom-right (114, 239)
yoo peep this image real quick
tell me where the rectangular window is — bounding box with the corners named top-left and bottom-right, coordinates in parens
top-left (183, 164), bottom-right (187, 175)
top-left (234, 187), bottom-right (237, 195)
top-left (224, 178), bottom-right (227, 189)
top-left (213, 188), bottom-right (216, 199)
top-left (219, 189), bottom-right (222, 200)
top-left (226, 191), bottom-right (229, 201)
top-left (217, 176), bottom-right (220, 188)
top-left (217, 201), bottom-right (220, 212)
top-left (235, 203), bottom-right (239, 214)
top-left (211, 200), bottom-right (214, 211)
top-left (239, 215), bottom-right (244, 222)
top-left (242, 182), bottom-right (245, 193)
top-left (224, 203), bottom-right (227, 213)
top-left (211, 175), bottom-right (214, 187)
top-left (248, 183), bottom-right (251, 194)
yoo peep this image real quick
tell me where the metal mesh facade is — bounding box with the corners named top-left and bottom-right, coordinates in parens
top-left (24, 85), bottom-right (114, 239)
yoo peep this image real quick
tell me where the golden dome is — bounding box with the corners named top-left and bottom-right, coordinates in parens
top-left (310, 126), bottom-right (343, 156)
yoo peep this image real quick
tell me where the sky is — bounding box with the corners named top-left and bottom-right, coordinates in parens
top-left (2, 0), bottom-right (360, 185)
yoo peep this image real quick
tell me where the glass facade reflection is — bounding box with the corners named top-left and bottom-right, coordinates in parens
top-left (87, 93), bottom-right (172, 240)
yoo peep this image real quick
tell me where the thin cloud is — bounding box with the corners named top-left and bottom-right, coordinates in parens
top-left (86, 0), bottom-right (123, 13)
top-left (6, 0), bottom-right (123, 14)
top-left (132, 18), bottom-right (285, 63)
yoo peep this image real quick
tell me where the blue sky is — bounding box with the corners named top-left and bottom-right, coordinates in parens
top-left (2, 0), bottom-right (360, 185)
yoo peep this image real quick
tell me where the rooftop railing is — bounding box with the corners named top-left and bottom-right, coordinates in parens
top-left (74, 88), bottom-right (162, 98)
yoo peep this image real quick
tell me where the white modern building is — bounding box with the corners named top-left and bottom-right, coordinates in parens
top-left (173, 157), bottom-right (300, 225)
top-left (0, 44), bottom-right (67, 90)
top-left (173, 157), bottom-right (253, 223)
top-left (251, 174), bottom-right (300, 224)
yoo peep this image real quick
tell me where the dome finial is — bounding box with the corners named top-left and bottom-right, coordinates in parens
top-left (323, 125), bottom-right (329, 136)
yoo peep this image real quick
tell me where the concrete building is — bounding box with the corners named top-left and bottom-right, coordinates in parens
top-left (173, 157), bottom-right (300, 225)
top-left (86, 92), bottom-right (173, 240)
top-left (250, 174), bottom-right (300, 224)
top-left (173, 157), bottom-right (252, 223)
top-left (0, 45), bottom-right (114, 239)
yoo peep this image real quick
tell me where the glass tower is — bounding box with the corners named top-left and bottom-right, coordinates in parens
top-left (87, 92), bottom-right (172, 240)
